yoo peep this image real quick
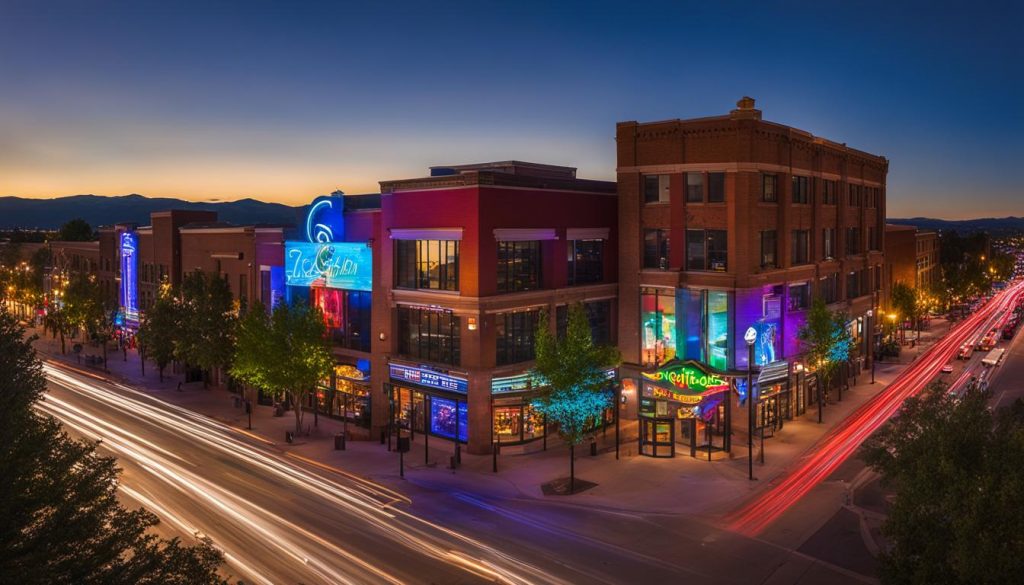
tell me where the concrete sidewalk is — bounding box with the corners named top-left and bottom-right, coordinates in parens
top-left (30, 323), bottom-right (929, 519)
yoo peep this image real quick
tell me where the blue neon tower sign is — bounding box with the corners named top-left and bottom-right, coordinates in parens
top-left (120, 230), bottom-right (139, 324)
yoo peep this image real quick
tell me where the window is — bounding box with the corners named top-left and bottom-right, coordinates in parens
top-left (496, 310), bottom-right (540, 365)
top-left (644, 175), bottom-right (670, 203)
top-left (846, 271), bottom-right (863, 300)
top-left (497, 240), bottom-right (541, 292)
top-left (556, 300), bottom-right (612, 345)
top-left (686, 172), bottom-right (704, 203)
top-left (846, 227), bottom-right (861, 255)
top-left (848, 184), bottom-right (861, 207)
top-left (819, 273), bottom-right (839, 304)
top-left (314, 287), bottom-right (372, 352)
top-left (791, 230), bottom-right (810, 265)
top-left (868, 226), bottom-right (879, 251)
top-left (823, 228), bottom-right (836, 259)
top-left (760, 230), bottom-right (777, 267)
top-left (788, 283), bottom-right (810, 311)
top-left (762, 174), bottom-right (778, 202)
top-left (643, 229), bottom-right (670, 270)
top-left (867, 187), bottom-right (878, 208)
top-left (395, 240), bottom-right (460, 291)
top-left (567, 239), bottom-right (604, 285)
top-left (708, 172), bottom-right (725, 203)
top-left (641, 288), bottom-right (676, 365)
top-left (792, 176), bottom-right (810, 204)
top-left (822, 180), bottom-right (837, 205)
top-left (397, 306), bottom-right (460, 365)
top-left (686, 229), bottom-right (728, 272)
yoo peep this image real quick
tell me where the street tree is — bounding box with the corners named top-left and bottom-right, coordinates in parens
top-left (531, 303), bottom-right (620, 494)
top-left (137, 284), bottom-right (180, 382)
top-left (889, 281), bottom-right (918, 340)
top-left (56, 218), bottom-right (95, 241)
top-left (862, 383), bottom-right (1024, 584)
top-left (177, 271), bottom-right (235, 386)
top-left (230, 301), bottom-right (333, 434)
top-left (0, 311), bottom-right (228, 584)
top-left (798, 298), bottom-right (853, 421)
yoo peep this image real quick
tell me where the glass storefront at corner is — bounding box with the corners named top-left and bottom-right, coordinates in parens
top-left (636, 359), bottom-right (731, 459)
top-left (387, 362), bottom-right (469, 444)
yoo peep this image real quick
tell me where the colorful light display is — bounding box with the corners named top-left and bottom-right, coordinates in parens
top-left (119, 231), bottom-right (139, 324)
top-left (284, 241), bottom-right (372, 291)
top-left (642, 362), bottom-right (729, 405)
top-left (389, 364), bottom-right (468, 394)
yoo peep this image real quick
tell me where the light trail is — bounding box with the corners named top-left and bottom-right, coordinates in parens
top-left (725, 280), bottom-right (1024, 537)
top-left (37, 364), bottom-right (569, 585)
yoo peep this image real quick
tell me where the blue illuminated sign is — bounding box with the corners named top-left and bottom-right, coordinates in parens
top-left (285, 241), bottom-right (372, 291)
top-left (430, 397), bottom-right (468, 442)
top-left (754, 319), bottom-right (778, 366)
top-left (305, 196), bottom-right (345, 243)
top-left (389, 364), bottom-right (468, 394)
top-left (119, 231), bottom-right (139, 324)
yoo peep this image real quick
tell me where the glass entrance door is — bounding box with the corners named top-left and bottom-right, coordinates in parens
top-left (639, 418), bottom-right (675, 458)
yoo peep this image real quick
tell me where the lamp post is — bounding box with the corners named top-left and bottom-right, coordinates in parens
top-left (866, 309), bottom-right (875, 384)
top-left (744, 326), bottom-right (757, 481)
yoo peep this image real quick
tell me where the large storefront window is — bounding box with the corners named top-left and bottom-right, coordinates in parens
top-left (430, 396), bottom-right (468, 442)
top-left (567, 239), bottom-right (604, 285)
top-left (397, 306), bottom-right (461, 366)
top-left (493, 402), bottom-right (545, 444)
top-left (396, 240), bottom-right (460, 291)
top-left (641, 288), bottom-right (676, 365)
top-left (497, 241), bottom-right (542, 292)
top-left (707, 291), bottom-right (729, 370)
top-left (496, 310), bottom-right (540, 365)
top-left (677, 288), bottom-right (732, 370)
top-left (312, 287), bottom-right (371, 352)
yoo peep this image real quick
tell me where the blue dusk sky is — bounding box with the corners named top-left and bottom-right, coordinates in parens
top-left (0, 0), bottom-right (1020, 218)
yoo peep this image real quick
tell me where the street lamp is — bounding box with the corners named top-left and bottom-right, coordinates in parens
top-left (744, 326), bottom-right (757, 481)
top-left (866, 309), bottom-right (876, 384)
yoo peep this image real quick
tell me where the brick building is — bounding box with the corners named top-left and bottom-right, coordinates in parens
top-left (616, 98), bottom-right (887, 457)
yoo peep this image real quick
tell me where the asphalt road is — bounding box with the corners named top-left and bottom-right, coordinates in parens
top-left (37, 361), bottom-right (872, 585)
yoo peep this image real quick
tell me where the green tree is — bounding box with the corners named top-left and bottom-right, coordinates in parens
top-left (862, 383), bottom-right (1024, 584)
top-left (0, 311), bottom-right (228, 584)
top-left (230, 301), bottom-right (333, 434)
top-left (177, 271), bottom-right (235, 387)
top-left (798, 298), bottom-right (853, 422)
top-left (56, 218), bottom-right (95, 241)
top-left (890, 281), bottom-right (918, 340)
top-left (137, 284), bottom-right (180, 382)
top-left (530, 303), bottom-right (620, 493)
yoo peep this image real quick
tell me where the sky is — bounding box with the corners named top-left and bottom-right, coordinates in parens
top-left (0, 0), bottom-right (1020, 219)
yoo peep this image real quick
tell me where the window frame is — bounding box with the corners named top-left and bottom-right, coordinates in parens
top-left (643, 229), bottom-right (670, 270)
top-left (643, 174), bottom-right (671, 204)
top-left (497, 240), bottom-right (542, 293)
top-left (762, 174), bottom-right (778, 202)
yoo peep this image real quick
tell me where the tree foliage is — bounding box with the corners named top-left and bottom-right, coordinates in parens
top-left (862, 383), bottom-right (1024, 584)
top-left (176, 271), bottom-right (235, 383)
top-left (798, 298), bottom-right (853, 398)
top-left (137, 284), bottom-right (180, 381)
top-left (230, 301), bottom-right (333, 433)
top-left (0, 311), bottom-right (227, 584)
top-left (56, 218), bottom-right (95, 242)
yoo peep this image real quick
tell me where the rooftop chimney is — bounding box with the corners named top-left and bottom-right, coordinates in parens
top-left (729, 96), bottom-right (762, 120)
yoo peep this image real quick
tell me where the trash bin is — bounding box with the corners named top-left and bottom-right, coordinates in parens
top-left (285, 431), bottom-right (294, 443)
top-left (334, 433), bottom-right (346, 451)
top-left (590, 441), bottom-right (598, 456)
top-left (397, 436), bottom-right (410, 453)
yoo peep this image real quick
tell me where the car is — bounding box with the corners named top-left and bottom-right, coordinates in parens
top-left (941, 364), bottom-right (954, 374)
top-left (959, 344), bottom-right (974, 359)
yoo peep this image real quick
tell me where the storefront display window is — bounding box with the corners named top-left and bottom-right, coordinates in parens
top-left (707, 291), bottom-right (729, 370)
top-left (312, 287), bottom-right (371, 352)
top-left (641, 288), bottom-right (676, 365)
top-left (430, 397), bottom-right (468, 442)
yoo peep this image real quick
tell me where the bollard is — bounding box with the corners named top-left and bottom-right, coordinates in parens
top-left (454, 443), bottom-right (461, 466)
top-left (334, 433), bottom-right (346, 451)
top-left (590, 441), bottom-right (598, 456)
top-left (492, 441), bottom-right (499, 473)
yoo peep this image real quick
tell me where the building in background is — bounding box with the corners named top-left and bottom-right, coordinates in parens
top-left (883, 224), bottom-right (939, 313)
top-left (616, 97), bottom-right (888, 458)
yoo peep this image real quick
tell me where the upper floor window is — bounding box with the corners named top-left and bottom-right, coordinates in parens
top-left (496, 310), bottom-right (540, 365)
top-left (822, 180), bottom-right (837, 205)
top-left (819, 273), bottom-right (839, 304)
top-left (686, 172), bottom-right (704, 203)
top-left (788, 282), bottom-right (810, 311)
top-left (762, 174), bottom-right (778, 202)
top-left (823, 227), bottom-right (836, 259)
top-left (791, 230), bottom-right (810, 265)
top-left (686, 229), bottom-right (727, 272)
top-left (848, 184), bottom-right (862, 207)
top-left (846, 227), bottom-right (862, 255)
top-left (868, 227), bottom-right (879, 251)
top-left (497, 240), bottom-right (541, 293)
top-left (314, 287), bottom-right (371, 352)
top-left (396, 240), bottom-right (459, 291)
top-left (643, 229), bottom-right (670, 270)
top-left (708, 172), bottom-right (725, 203)
top-left (567, 239), bottom-right (604, 286)
top-left (792, 176), bottom-right (810, 204)
top-left (760, 230), bottom-right (777, 268)
top-left (397, 305), bottom-right (461, 366)
top-left (644, 175), bottom-right (670, 204)
top-left (846, 270), bottom-right (864, 299)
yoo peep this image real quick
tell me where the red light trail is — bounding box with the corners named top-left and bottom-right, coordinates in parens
top-left (725, 280), bottom-right (1024, 537)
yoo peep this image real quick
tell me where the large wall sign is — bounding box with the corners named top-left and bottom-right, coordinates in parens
top-left (305, 195), bottom-right (346, 243)
top-left (119, 231), bottom-right (139, 324)
top-left (642, 362), bottom-right (729, 404)
top-left (389, 364), bottom-right (468, 394)
top-left (284, 241), bottom-right (371, 291)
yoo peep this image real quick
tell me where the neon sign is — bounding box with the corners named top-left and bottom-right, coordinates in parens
top-left (305, 195), bottom-right (345, 243)
top-left (284, 241), bottom-right (372, 291)
top-left (119, 231), bottom-right (138, 324)
top-left (389, 364), bottom-right (468, 394)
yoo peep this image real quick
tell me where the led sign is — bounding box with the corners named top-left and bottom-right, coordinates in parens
top-left (389, 364), bottom-right (468, 394)
top-left (305, 195), bottom-right (345, 243)
top-left (285, 241), bottom-right (372, 291)
top-left (119, 231), bottom-right (139, 324)
top-left (642, 363), bottom-right (728, 404)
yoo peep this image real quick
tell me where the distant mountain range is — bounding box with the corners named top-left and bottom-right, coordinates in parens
top-left (0, 194), bottom-right (303, 230)
top-left (888, 217), bottom-right (1024, 237)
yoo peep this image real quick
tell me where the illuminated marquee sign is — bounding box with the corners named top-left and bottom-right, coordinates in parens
top-left (119, 231), bottom-right (139, 324)
top-left (284, 241), bottom-right (372, 291)
top-left (305, 196), bottom-right (345, 243)
top-left (491, 368), bottom-right (617, 394)
top-left (389, 364), bottom-right (468, 394)
top-left (642, 363), bottom-right (729, 404)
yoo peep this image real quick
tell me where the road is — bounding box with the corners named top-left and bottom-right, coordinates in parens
top-left (37, 360), bottom-right (873, 585)
top-left (725, 279), bottom-right (1024, 537)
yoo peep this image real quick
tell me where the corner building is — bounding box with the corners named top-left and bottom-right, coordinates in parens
top-left (375, 162), bottom-right (618, 455)
top-left (617, 98), bottom-right (887, 457)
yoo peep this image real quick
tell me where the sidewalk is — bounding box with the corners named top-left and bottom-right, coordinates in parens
top-left (31, 324), bottom-right (928, 520)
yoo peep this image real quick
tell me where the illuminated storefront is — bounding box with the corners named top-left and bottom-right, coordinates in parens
top-left (637, 360), bottom-right (732, 458)
top-left (491, 373), bottom-right (547, 444)
top-left (387, 362), bottom-right (469, 443)
top-left (119, 230), bottom-right (139, 326)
